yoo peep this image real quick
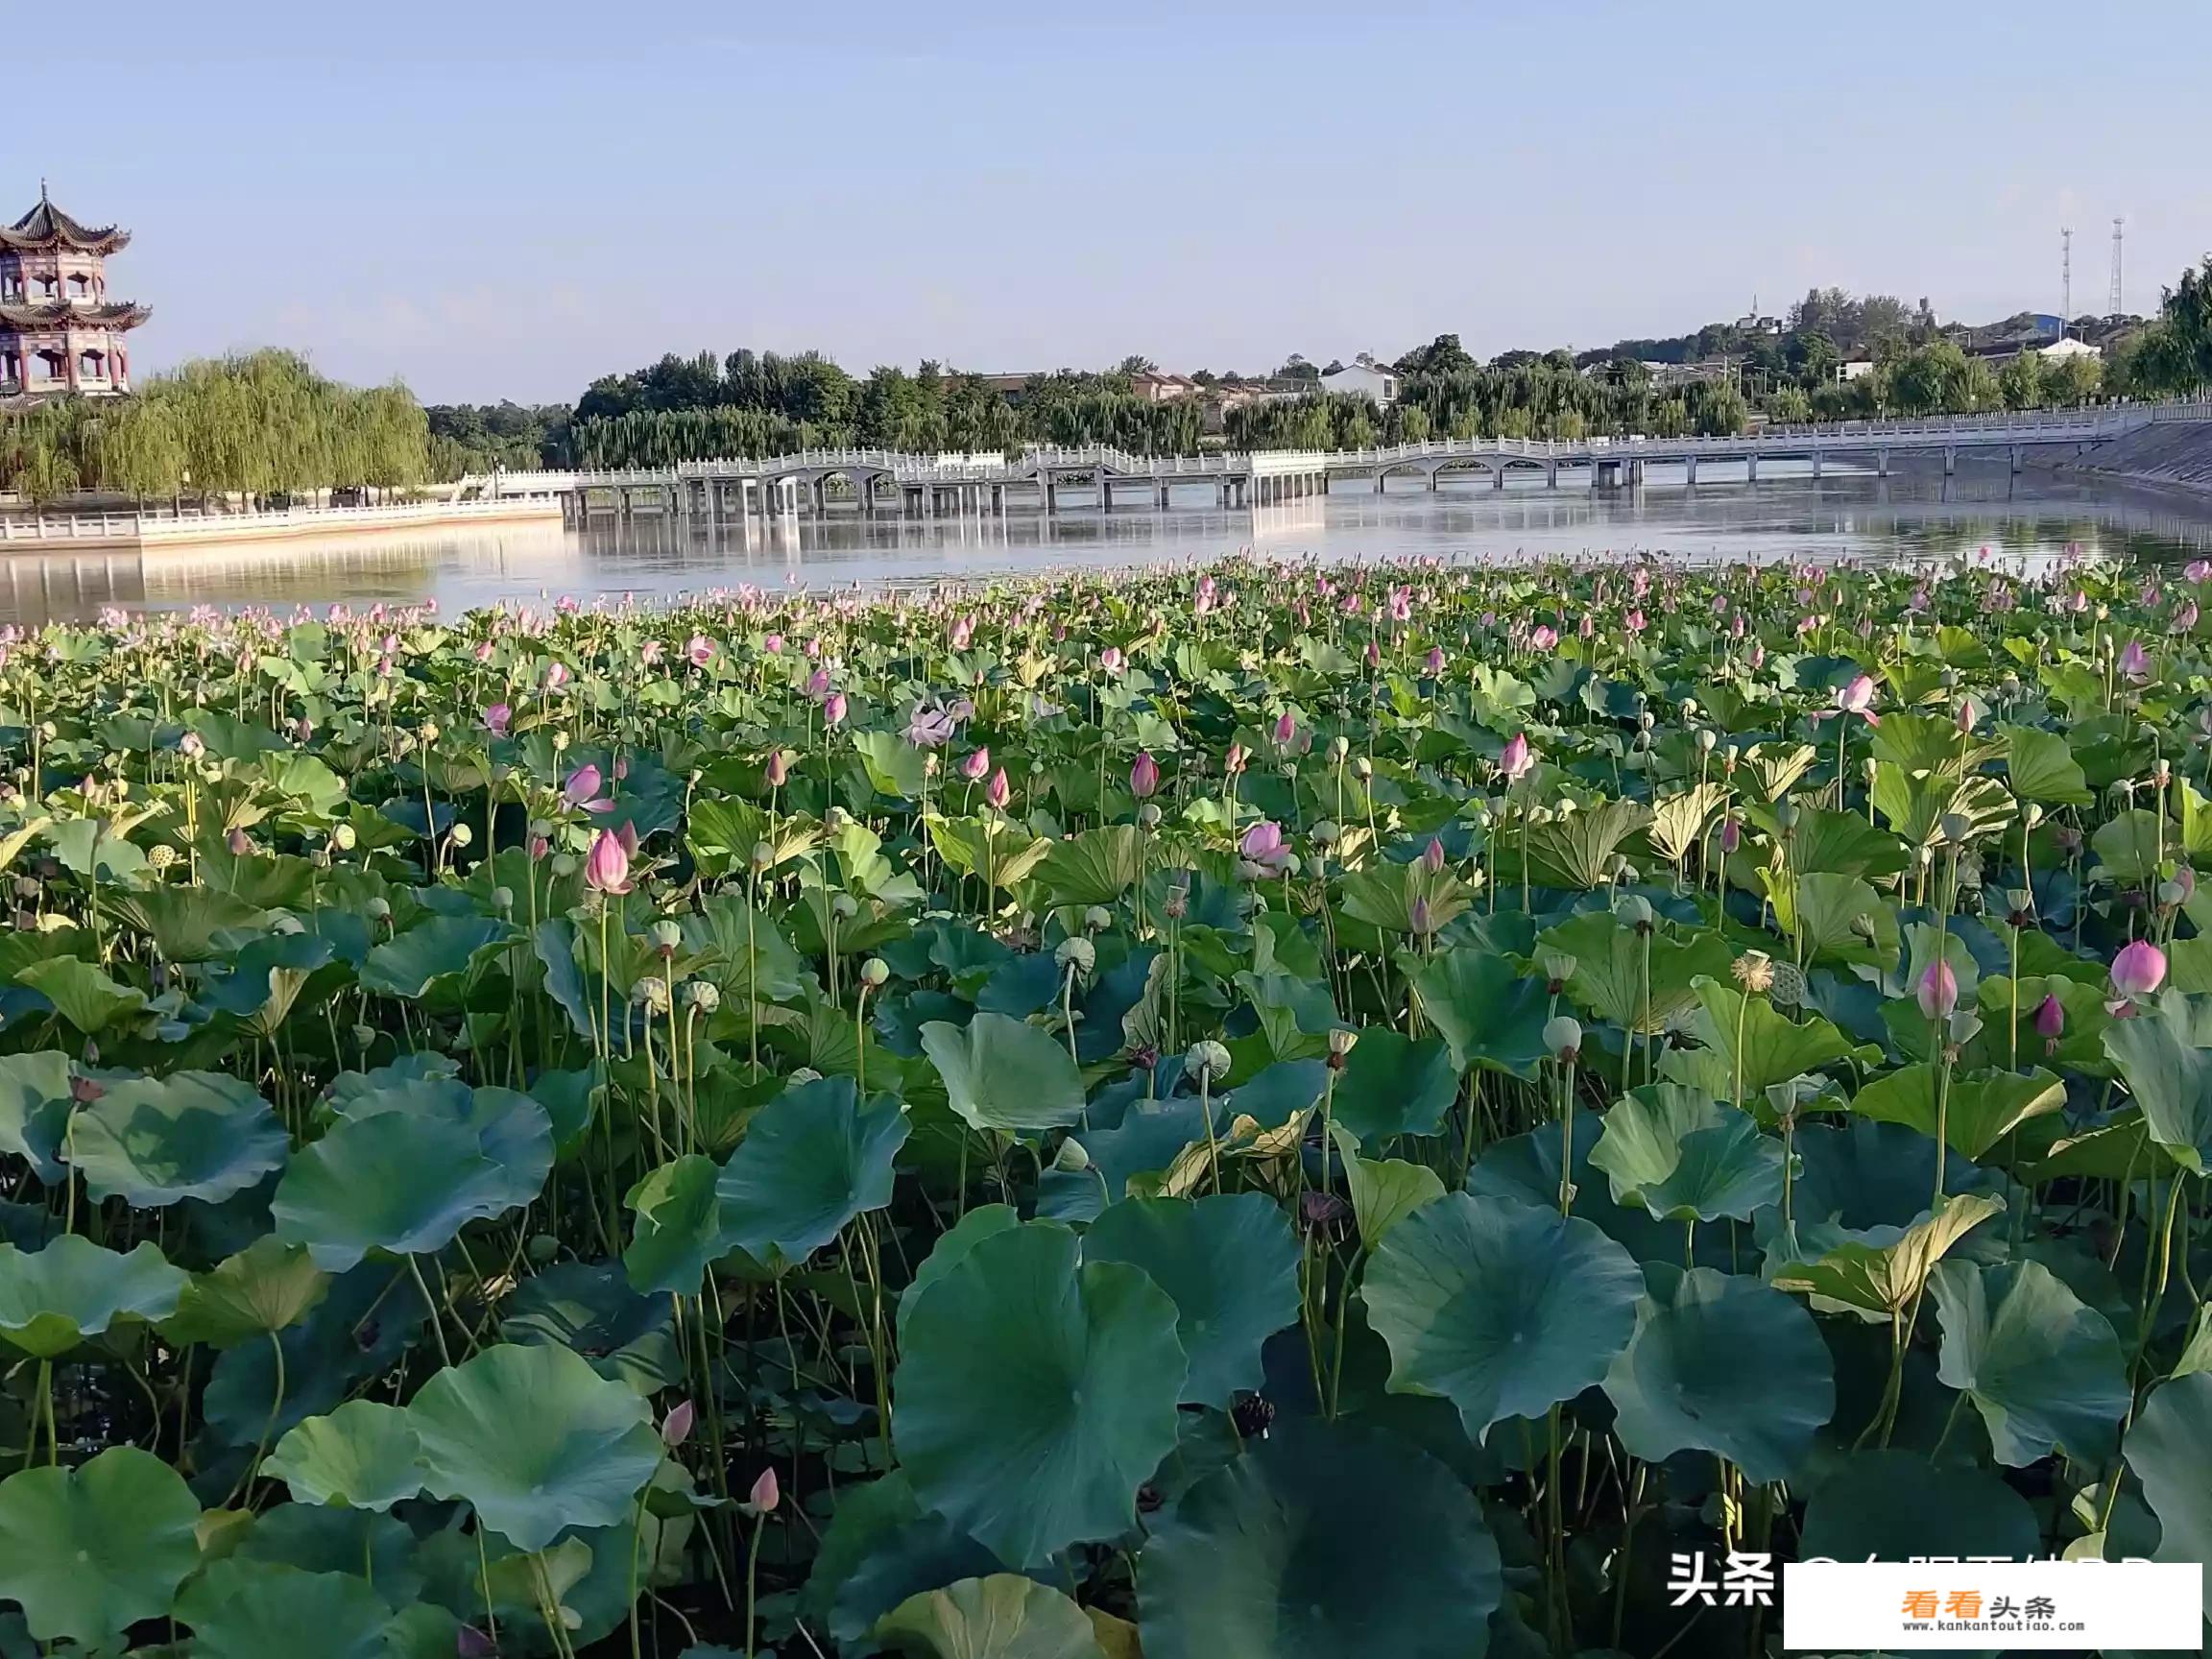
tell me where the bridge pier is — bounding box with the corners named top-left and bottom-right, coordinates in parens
top-left (1628, 458), bottom-right (1646, 486)
top-left (1745, 456), bottom-right (1759, 484)
top-left (1944, 446), bottom-right (1957, 477)
top-left (1811, 452), bottom-right (1823, 480)
top-left (2009, 445), bottom-right (2023, 473)
top-left (1877, 447), bottom-right (1890, 478)
top-left (1683, 456), bottom-right (1696, 487)
top-left (1098, 476), bottom-right (1113, 512)
top-left (1493, 466), bottom-right (1505, 490)
top-left (1547, 460), bottom-right (1560, 488)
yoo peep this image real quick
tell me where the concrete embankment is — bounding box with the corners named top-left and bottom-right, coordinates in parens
top-left (2045, 421), bottom-right (2212, 495)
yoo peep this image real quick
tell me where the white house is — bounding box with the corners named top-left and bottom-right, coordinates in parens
top-left (2032, 335), bottom-right (2103, 363)
top-left (1320, 361), bottom-right (1401, 404)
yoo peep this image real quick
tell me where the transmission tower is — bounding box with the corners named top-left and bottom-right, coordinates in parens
top-left (2109, 218), bottom-right (2125, 315)
top-left (2061, 228), bottom-right (2073, 325)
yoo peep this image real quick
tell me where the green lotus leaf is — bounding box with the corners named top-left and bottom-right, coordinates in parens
top-left (1536, 909), bottom-right (1733, 1034)
top-left (229, 1503), bottom-right (427, 1608)
top-left (1330, 1028), bottom-right (1458, 1142)
top-left (2103, 988), bottom-right (2212, 1173)
top-left (1847, 1063), bottom-right (2068, 1161)
top-left (66, 1069), bottom-right (289, 1208)
top-left (270, 1111), bottom-right (520, 1271)
top-left (716, 1074), bottom-right (909, 1265)
top-left (624, 1153), bottom-right (724, 1297)
top-left (407, 1341), bottom-right (664, 1551)
top-left (2003, 724), bottom-right (2094, 805)
top-left (0, 1446), bottom-right (202, 1647)
top-left (897, 1203), bottom-right (1020, 1344)
top-left (1766, 870), bottom-right (1899, 969)
top-left (894, 1221), bottom-right (1186, 1568)
top-left (166, 1237), bottom-right (331, 1347)
top-left (1362, 1192), bottom-right (1644, 1439)
top-left (804, 1471), bottom-right (1005, 1644)
top-left (0, 1051), bottom-right (74, 1185)
top-left (202, 1264), bottom-right (426, 1447)
top-left (175, 1558), bottom-right (393, 1659)
top-left (1662, 976), bottom-right (1864, 1103)
top-left (326, 1073), bottom-right (553, 1213)
top-left (503, 1260), bottom-right (682, 1394)
top-left (358, 913), bottom-right (519, 999)
top-left (1800, 1449), bottom-right (2041, 1561)
top-left (1407, 949), bottom-right (1550, 1080)
top-left (1036, 825), bottom-right (1148, 907)
top-left (1081, 1193), bottom-right (1301, 1407)
top-left (1930, 1258), bottom-right (2129, 1466)
top-left (2125, 1373), bottom-right (2212, 1621)
top-left (1140, 1420), bottom-right (1503, 1659)
top-left (1769, 1192), bottom-right (2005, 1318)
top-left (1603, 1265), bottom-right (1834, 1484)
top-left (1587, 1083), bottom-right (1784, 1222)
top-left (0, 1235), bottom-right (188, 1358)
top-left (263, 1399), bottom-right (426, 1511)
top-left (15, 954), bottom-right (150, 1033)
top-left (1332, 1127), bottom-right (1445, 1247)
top-left (105, 885), bottom-right (273, 964)
top-left (874, 1575), bottom-right (1103, 1659)
top-left (922, 1011), bottom-right (1087, 1135)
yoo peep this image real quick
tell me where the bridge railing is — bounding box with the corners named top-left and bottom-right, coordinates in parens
top-left (0, 496), bottom-right (554, 543)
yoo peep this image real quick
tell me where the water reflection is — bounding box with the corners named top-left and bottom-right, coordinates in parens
top-left (4, 469), bottom-right (2210, 627)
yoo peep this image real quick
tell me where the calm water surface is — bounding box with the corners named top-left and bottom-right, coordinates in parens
top-left (6, 468), bottom-right (2212, 627)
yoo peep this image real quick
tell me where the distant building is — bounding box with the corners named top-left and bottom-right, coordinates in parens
top-left (1320, 361), bottom-right (1401, 404)
top-left (1127, 371), bottom-right (1200, 404)
top-left (1960, 334), bottom-right (2104, 366)
top-left (1839, 357), bottom-right (1878, 381)
top-left (1, 187), bottom-right (149, 404)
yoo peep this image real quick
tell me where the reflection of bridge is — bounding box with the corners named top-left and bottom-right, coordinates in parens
top-left (463, 405), bottom-right (2210, 522)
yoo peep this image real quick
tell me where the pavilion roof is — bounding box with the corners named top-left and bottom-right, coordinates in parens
top-left (0, 301), bottom-right (150, 330)
top-left (2, 192), bottom-right (132, 254)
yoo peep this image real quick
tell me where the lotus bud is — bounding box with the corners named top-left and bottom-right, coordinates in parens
top-left (859, 957), bottom-right (890, 989)
top-left (661, 1399), bottom-right (696, 1448)
top-left (764, 750), bottom-right (789, 788)
top-left (685, 979), bottom-right (721, 1013)
top-left (1613, 893), bottom-right (1653, 932)
top-left (1423, 837), bottom-right (1447, 874)
top-left (2033, 993), bottom-right (2065, 1040)
top-left (1083, 905), bottom-right (1112, 932)
top-left (492, 886), bottom-right (515, 916)
top-left (1543, 1016), bottom-right (1582, 1062)
top-left (525, 1234), bottom-right (560, 1266)
top-left (650, 919), bottom-right (684, 956)
top-left (2110, 939), bottom-right (2167, 998)
top-left (1056, 936), bottom-right (1096, 975)
top-left (1185, 1040), bottom-right (1231, 1083)
top-left (1053, 1138), bottom-right (1092, 1173)
top-left (1130, 751), bottom-right (1160, 800)
top-left (748, 1466), bottom-right (780, 1516)
top-left (750, 840), bottom-right (773, 873)
top-left (332, 823), bottom-right (358, 852)
top-left (1916, 959), bottom-right (1960, 1020)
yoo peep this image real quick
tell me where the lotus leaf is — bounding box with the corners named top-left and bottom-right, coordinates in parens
top-left (874, 1575), bottom-right (1104, 1659)
top-left (716, 1074), bottom-right (909, 1264)
top-left (0, 1446), bottom-right (202, 1647)
top-left (894, 1221), bottom-right (1186, 1567)
top-left (922, 1010), bottom-right (1088, 1135)
top-left (0, 1235), bottom-right (188, 1358)
top-left (66, 1069), bottom-right (289, 1208)
top-left (1929, 1258), bottom-right (2130, 1466)
top-left (263, 1399), bottom-right (426, 1510)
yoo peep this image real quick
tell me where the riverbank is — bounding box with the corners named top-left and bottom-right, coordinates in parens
top-left (0, 494), bottom-right (562, 553)
top-left (2044, 415), bottom-right (2212, 496)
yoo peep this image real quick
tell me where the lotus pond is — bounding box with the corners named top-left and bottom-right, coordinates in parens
top-left (0, 552), bottom-right (2208, 1657)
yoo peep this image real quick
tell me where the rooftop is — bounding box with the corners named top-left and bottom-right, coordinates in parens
top-left (2, 186), bottom-right (132, 255)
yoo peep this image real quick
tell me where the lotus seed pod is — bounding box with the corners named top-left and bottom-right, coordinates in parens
top-left (1331, 733), bottom-right (1351, 761)
top-left (2023, 802), bottom-right (2044, 827)
top-left (1327, 1026), bottom-right (1358, 1057)
top-left (421, 721), bottom-right (441, 744)
top-left (365, 897), bottom-right (392, 923)
top-left (832, 893), bottom-right (860, 921)
top-left (1353, 756), bottom-right (1373, 781)
top-left (1055, 936), bottom-right (1096, 974)
top-left (1939, 811), bottom-right (1974, 845)
top-left (1138, 803), bottom-right (1162, 829)
top-left (525, 1234), bottom-right (560, 1266)
top-left (1052, 1138), bottom-right (1092, 1173)
top-left (1543, 1016), bottom-right (1582, 1059)
top-left (1185, 1040), bottom-right (1231, 1082)
top-left (147, 843), bottom-right (177, 872)
top-left (492, 886), bottom-right (515, 915)
top-left (788, 1067), bottom-right (823, 1085)
top-left (632, 977), bottom-right (672, 1014)
top-left (1538, 950), bottom-right (1577, 986)
top-left (1696, 728), bottom-right (1717, 753)
top-left (650, 919), bottom-right (684, 954)
top-left (351, 1023), bottom-right (376, 1050)
top-left (684, 979), bottom-right (721, 1013)
top-left (1613, 893), bottom-right (1653, 930)
top-left (750, 841), bottom-right (773, 872)
top-left (859, 957), bottom-right (890, 989)
top-left (332, 823), bottom-right (358, 852)
top-left (1773, 800), bottom-right (1799, 830)
top-left (1083, 905), bottom-right (1112, 932)
top-left (1310, 820), bottom-right (1341, 848)
top-left (1731, 950), bottom-right (1776, 995)
top-left (448, 822), bottom-right (473, 848)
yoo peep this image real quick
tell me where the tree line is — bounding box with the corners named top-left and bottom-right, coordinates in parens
top-left (1, 350), bottom-right (431, 507)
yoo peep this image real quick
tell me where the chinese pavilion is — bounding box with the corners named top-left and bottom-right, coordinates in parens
top-left (1, 185), bottom-right (149, 404)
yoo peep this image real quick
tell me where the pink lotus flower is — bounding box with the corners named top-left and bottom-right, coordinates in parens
top-left (1956, 699), bottom-right (1977, 733)
top-left (960, 747), bottom-right (990, 781)
top-left (1239, 819), bottom-right (1291, 878)
top-left (749, 1466), bottom-right (780, 1515)
top-left (1813, 674), bottom-right (1881, 727)
top-left (685, 635), bottom-right (715, 667)
top-left (2111, 939), bottom-right (2167, 998)
top-left (543, 661), bottom-right (570, 691)
top-left (2033, 993), bottom-right (2065, 1040)
top-left (641, 639), bottom-right (664, 667)
top-left (1130, 751), bottom-right (1159, 799)
top-left (585, 829), bottom-right (632, 894)
top-left (1499, 733), bottom-right (1534, 784)
top-left (764, 750), bottom-right (789, 788)
top-left (984, 767), bottom-right (1011, 810)
top-left (1099, 646), bottom-right (1125, 675)
top-left (1916, 959), bottom-right (1959, 1021)
top-left (562, 763), bottom-right (613, 813)
top-left (2186, 559), bottom-right (2212, 583)
top-left (950, 615), bottom-right (974, 651)
top-left (1223, 742), bottom-right (1248, 777)
top-left (1388, 586), bottom-right (1412, 624)
top-left (661, 1400), bottom-right (695, 1448)
top-left (1719, 817), bottom-right (1742, 854)
top-left (823, 691), bottom-right (848, 727)
top-left (763, 633), bottom-right (784, 654)
top-left (1528, 625), bottom-right (1559, 652)
top-left (2176, 600), bottom-right (2200, 633)
top-left (805, 667), bottom-right (831, 697)
top-left (2119, 639), bottom-right (2151, 683)
top-left (1274, 710), bottom-right (1296, 745)
top-left (1425, 646), bottom-right (1446, 675)
top-left (473, 638), bottom-right (495, 663)
top-left (481, 703), bottom-right (512, 738)
top-left (905, 703), bottom-right (956, 749)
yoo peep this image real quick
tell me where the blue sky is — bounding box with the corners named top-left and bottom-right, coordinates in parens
top-left (28, 0), bottom-right (2211, 403)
